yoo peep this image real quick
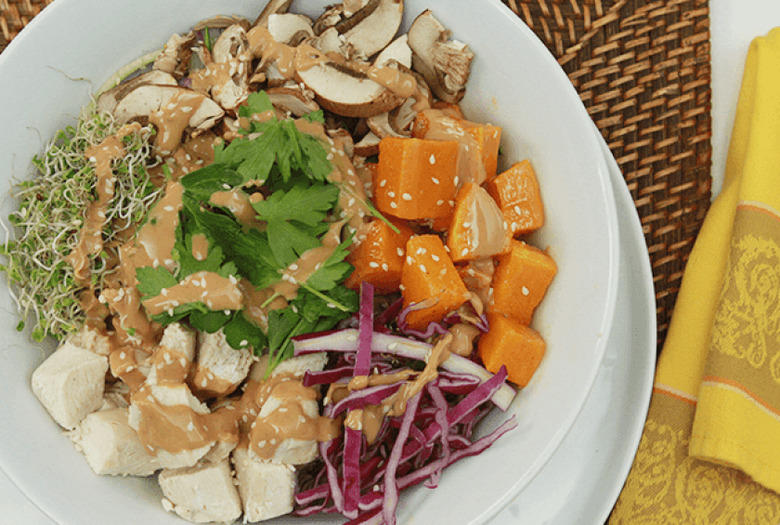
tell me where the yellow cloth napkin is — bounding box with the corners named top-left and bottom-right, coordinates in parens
top-left (610, 28), bottom-right (780, 523)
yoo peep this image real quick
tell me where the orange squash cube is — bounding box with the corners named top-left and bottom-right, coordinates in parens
top-left (344, 219), bottom-right (414, 294)
top-left (401, 235), bottom-right (470, 330)
top-left (374, 137), bottom-right (459, 220)
top-left (489, 240), bottom-right (557, 325)
top-left (461, 121), bottom-right (502, 180)
top-left (486, 160), bottom-right (544, 237)
top-left (478, 313), bottom-right (546, 387)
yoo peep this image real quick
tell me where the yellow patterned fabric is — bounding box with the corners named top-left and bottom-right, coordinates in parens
top-left (610, 28), bottom-right (780, 523)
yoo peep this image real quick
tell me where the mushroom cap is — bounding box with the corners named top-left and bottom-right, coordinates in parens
top-left (373, 34), bottom-right (412, 69)
top-left (96, 70), bottom-right (178, 114)
top-left (338, 0), bottom-right (404, 59)
top-left (408, 9), bottom-right (473, 103)
top-left (294, 47), bottom-right (403, 118)
top-left (266, 86), bottom-right (320, 117)
top-left (114, 85), bottom-right (224, 130)
top-left (354, 131), bottom-right (381, 157)
top-left (267, 13), bottom-right (314, 46)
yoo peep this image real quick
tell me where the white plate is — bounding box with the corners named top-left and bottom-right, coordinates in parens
top-left (495, 127), bottom-right (656, 523)
top-left (0, 1), bottom-right (619, 524)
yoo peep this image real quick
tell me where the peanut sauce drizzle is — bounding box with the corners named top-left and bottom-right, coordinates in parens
top-left (331, 334), bottom-right (454, 444)
top-left (149, 92), bottom-right (208, 155)
top-left (65, 122), bottom-right (141, 286)
top-left (142, 271), bottom-right (243, 317)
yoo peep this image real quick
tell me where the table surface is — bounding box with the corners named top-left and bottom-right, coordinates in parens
top-left (2, 1), bottom-right (780, 523)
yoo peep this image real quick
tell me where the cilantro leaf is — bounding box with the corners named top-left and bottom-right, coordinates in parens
top-left (223, 310), bottom-right (266, 350)
top-left (135, 266), bottom-right (178, 297)
top-left (306, 234), bottom-right (354, 291)
top-left (180, 164), bottom-right (243, 202)
top-left (253, 182), bottom-right (338, 266)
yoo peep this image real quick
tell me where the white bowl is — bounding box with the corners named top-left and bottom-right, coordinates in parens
top-left (0, 1), bottom-right (619, 523)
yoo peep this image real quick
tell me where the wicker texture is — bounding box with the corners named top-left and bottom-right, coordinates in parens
top-left (0, 0), bottom-right (53, 51)
top-left (504, 0), bottom-right (712, 347)
top-left (1, 0), bottom-right (713, 348)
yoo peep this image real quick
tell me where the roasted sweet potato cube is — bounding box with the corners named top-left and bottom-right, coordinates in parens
top-left (374, 137), bottom-right (459, 220)
top-left (344, 219), bottom-right (414, 294)
top-left (488, 240), bottom-right (556, 325)
top-left (486, 160), bottom-right (544, 236)
top-left (401, 235), bottom-right (470, 330)
top-left (478, 313), bottom-right (546, 387)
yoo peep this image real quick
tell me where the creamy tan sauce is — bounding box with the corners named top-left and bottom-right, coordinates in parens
top-left (150, 92), bottom-right (206, 156)
top-left (65, 123), bottom-right (141, 285)
top-left (191, 233), bottom-right (209, 261)
top-left (209, 188), bottom-right (264, 229)
top-left (142, 271), bottom-right (243, 316)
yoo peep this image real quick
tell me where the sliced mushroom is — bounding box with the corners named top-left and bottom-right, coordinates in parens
top-left (307, 26), bottom-right (343, 55)
top-left (313, 5), bottom-right (344, 35)
top-left (208, 24), bottom-right (251, 110)
top-left (294, 46), bottom-right (403, 118)
top-left (408, 10), bottom-right (474, 104)
top-left (96, 70), bottom-right (178, 114)
top-left (354, 131), bottom-right (380, 157)
top-left (313, 0), bottom-right (403, 59)
top-left (366, 66), bottom-right (431, 139)
top-left (266, 86), bottom-right (320, 117)
top-left (254, 0), bottom-right (294, 28)
top-left (193, 15), bottom-right (250, 31)
top-left (373, 34), bottom-right (412, 69)
top-left (114, 85), bottom-right (224, 154)
top-left (267, 13), bottom-right (314, 46)
top-left (337, 0), bottom-right (403, 59)
top-left (154, 32), bottom-right (196, 79)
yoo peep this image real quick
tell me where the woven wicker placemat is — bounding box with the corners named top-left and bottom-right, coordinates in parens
top-left (1, 0), bottom-right (712, 349)
top-left (504, 0), bottom-right (711, 349)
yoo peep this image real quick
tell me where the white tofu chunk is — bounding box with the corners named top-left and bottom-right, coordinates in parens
top-left (128, 384), bottom-right (214, 469)
top-left (31, 340), bottom-right (109, 429)
top-left (69, 408), bottom-right (160, 476)
top-left (248, 352), bottom-right (328, 383)
top-left (232, 448), bottom-right (295, 522)
top-left (270, 353), bottom-right (328, 379)
top-left (191, 329), bottom-right (253, 398)
top-left (147, 322), bottom-right (196, 385)
top-left (66, 325), bottom-right (112, 356)
top-left (254, 394), bottom-right (320, 465)
top-left (159, 458), bottom-right (241, 524)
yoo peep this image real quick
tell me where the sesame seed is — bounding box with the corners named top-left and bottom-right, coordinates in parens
top-left (429, 154), bottom-right (436, 164)
top-left (436, 199), bottom-right (444, 205)
top-left (432, 177), bottom-right (440, 185)
top-left (397, 247), bottom-right (404, 257)
top-left (461, 248), bottom-right (469, 256)
top-left (522, 286), bottom-right (530, 296)
top-left (368, 262), bottom-right (380, 268)
top-left (381, 263), bottom-right (389, 271)
top-left (419, 264), bottom-right (427, 273)
top-left (379, 179), bottom-right (387, 187)
top-left (390, 202), bottom-right (398, 209)
top-left (402, 193), bottom-right (412, 201)
top-left (463, 222), bottom-right (471, 228)
top-left (514, 205), bottom-right (522, 215)
top-left (388, 191), bottom-right (395, 198)
top-left (406, 256), bottom-right (413, 265)
top-left (431, 254), bottom-right (440, 262)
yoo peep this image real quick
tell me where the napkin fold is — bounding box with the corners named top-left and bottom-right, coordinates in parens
top-left (610, 28), bottom-right (780, 523)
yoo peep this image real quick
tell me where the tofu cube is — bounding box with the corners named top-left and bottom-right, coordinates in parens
top-left (232, 447), bottom-right (295, 522)
top-left (31, 340), bottom-right (109, 429)
top-left (69, 408), bottom-right (160, 476)
top-left (159, 459), bottom-right (241, 524)
top-left (190, 329), bottom-right (253, 398)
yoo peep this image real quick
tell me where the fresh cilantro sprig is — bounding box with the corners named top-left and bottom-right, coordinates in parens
top-left (134, 92), bottom-right (358, 368)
